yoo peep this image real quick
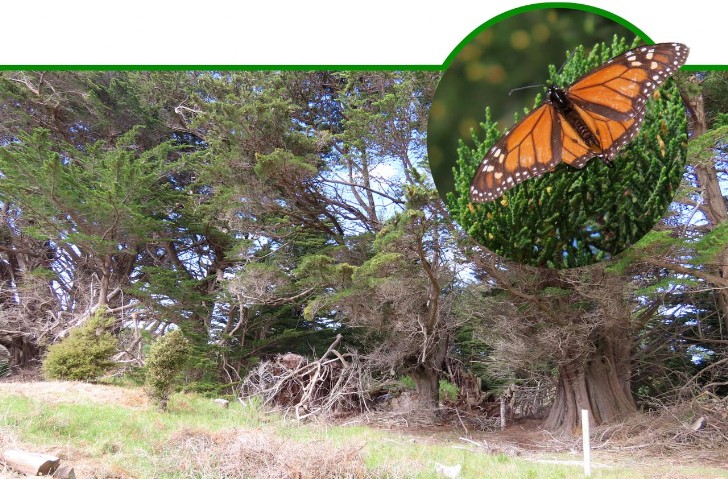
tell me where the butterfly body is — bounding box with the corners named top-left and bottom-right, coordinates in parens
top-left (469, 43), bottom-right (689, 203)
top-left (546, 85), bottom-right (603, 154)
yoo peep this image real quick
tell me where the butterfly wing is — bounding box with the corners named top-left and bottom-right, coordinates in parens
top-left (558, 104), bottom-right (644, 169)
top-left (470, 104), bottom-right (561, 203)
top-left (470, 43), bottom-right (689, 201)
top-left (565, 43), bottom-right (689, 165)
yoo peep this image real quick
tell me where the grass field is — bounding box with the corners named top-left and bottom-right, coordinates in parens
top-left (0, 382), bottom-right (727, 478)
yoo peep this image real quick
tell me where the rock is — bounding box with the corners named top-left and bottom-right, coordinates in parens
top-left (435, 462), bottom-right (462, 478)
top-left (689, 415), bottom-right (706, 431)
top-left (54, 465), bottom-right (76, 478)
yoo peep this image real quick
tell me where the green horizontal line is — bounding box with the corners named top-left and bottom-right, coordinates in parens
top-left (681, 65), bottom-right (728, 71)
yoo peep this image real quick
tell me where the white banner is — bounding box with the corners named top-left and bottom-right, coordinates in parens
top-left (0, 1), bottom-right (715, 66)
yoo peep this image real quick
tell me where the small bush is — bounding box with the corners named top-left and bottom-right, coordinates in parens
top-left (145, 329), bottom-right (190, 410)
top-left (42, 311), bottom-right (117, 381)
top-left (439, 380), bottom-right (459, 402)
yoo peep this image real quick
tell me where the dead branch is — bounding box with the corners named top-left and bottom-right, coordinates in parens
top-left (240, 336), bottom-right (372, 420)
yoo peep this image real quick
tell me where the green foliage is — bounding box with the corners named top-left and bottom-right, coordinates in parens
top-left (42, 311), bottom-right (118, 381)
top-left (715, 112), bottom-right (728, 128)
top-left (0, 128), bottom-right (183, 251)
top-left (254, 148), bottom-right (319, 182)
top-left (701, 71), bottom-right (728, 126)
top-left (398, 376), bottom-right (416, 390)
top-left (439, 380), bottom-right (459, 402)
top-left (145, 329), bottom-right (191, 410)
top-left (687, 124), bottom-right (728, 166)
top-left (694, 221), bottom-right (728, 265)
top-left (449, 37), bottom-right (688, 268)
top-left (129, 266), bottom-right (213, 322)
top-left (451, 323), bottom-right (504, 393)
top-left (351, 252), bottom-right (405, 283)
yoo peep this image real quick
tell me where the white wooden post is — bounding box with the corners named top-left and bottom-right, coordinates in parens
top-left (581, 409), bottom-right (591, 477)
top-left (500, 395), bottom-right (506, 430)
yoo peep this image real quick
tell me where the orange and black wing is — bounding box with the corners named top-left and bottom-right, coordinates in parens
top-left (565, 42), bottom-right (689, 168)
top-left (470, 104), bottom-right (561, 203)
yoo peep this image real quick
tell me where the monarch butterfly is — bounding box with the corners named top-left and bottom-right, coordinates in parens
top-left (470, 43), bottom-right (689, 203)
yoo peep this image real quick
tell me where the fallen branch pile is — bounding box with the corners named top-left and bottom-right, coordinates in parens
top-left (240, 335), bottom-right (372, 420)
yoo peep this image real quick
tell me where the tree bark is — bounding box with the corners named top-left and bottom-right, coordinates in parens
top-left (543, 330), bottom-right (637, 434)
top-left (411, 362), bottom-right (440, 408)
top-left (409, 327), bottom-right (449, 410)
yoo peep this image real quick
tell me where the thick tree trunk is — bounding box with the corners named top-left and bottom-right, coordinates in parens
top-left (410, 329), bottom-right (449, 410)
top-left (543, 331), bottom-right (637, 434)
top-left (411, 363), bottom-right (440, 408)
top-left (97, 254), bottom-right (112, 307)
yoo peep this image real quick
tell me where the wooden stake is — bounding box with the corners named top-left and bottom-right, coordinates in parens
top-left (581, 409), bottom-right (591, 477)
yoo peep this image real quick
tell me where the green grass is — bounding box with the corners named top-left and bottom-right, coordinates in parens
top-left (1, 389), bottom-right (727, 478)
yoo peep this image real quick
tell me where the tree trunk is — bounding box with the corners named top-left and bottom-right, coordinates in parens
top-left (543, 331), bottom-right (637, 434)
top-left (411, 363), bottom-right (440, 408)
top-left (97, 254), bottom-right (112, 307)
top-left (409, 329), bottom-right (449, 410)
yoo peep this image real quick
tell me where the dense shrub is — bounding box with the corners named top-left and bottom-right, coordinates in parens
top-left (42, 311), bottom-right (117, 381)
top-left (145, 329), bottom-right (190, 410)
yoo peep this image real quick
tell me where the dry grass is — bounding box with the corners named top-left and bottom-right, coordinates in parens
top-left (593, 394), bottom-right (728, 459)
top-left (0, 428), bottom-right (17, 451)
top-left (0, 429), bottom-right (26, 478)
top-left (157, 427), bottom-right (370, 479)
top-left (0, 381), bottom-right (148, 409)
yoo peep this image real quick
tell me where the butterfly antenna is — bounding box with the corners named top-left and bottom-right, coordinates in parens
top-left (556, 55), bottom-right (569, 76)
top-left (508, 84), bottom-right (545, 96)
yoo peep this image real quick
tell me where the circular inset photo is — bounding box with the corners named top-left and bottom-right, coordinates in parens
top-left (428, 7), bottom-right (689, 269)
